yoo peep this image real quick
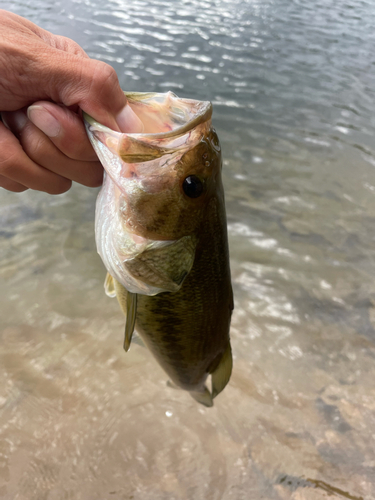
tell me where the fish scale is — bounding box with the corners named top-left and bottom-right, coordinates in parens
top-left (84, 91), bottom-right (233, 406)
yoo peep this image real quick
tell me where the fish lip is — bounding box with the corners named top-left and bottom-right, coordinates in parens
top-left (83, 91), bottom-right (213, 141)
top-left (126, 97), bottom-right (212, 140)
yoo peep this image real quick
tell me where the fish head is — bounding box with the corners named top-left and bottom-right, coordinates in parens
top-left (84, 92), bottom-right (223, 295)
top-left (118, 126), bottom-right (222, 241)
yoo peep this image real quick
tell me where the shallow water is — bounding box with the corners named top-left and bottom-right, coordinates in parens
top-left (1, 0), bottom-right (375, 498)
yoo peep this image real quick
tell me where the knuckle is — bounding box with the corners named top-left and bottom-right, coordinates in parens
top-left (55, 35), bottom-right (87, 57)
top-left (22, 133), bottom-right (46, 161)
top-left (88, 60), bottom-right (119, 97)
top-left (96, 61), bottom-right (118, 85)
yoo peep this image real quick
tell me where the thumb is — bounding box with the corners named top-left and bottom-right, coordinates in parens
top-left (47, 53), bottom-right (143, 133)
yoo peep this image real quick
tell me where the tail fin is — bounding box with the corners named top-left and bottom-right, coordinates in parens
top-left (190, 387), bottom-right (214, 407)
top-left (189, 343), bottom-right (232, 407)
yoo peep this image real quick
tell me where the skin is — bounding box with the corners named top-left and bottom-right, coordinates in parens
top-left (0, 10), bottom-right (142, 194)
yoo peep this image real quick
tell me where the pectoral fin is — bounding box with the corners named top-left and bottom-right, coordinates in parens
top-left (104, 273), bottom-right (116, 298)
top-left (124, 235), bottom-right (196, 293)
top-left (211, 343), bottom-right (233, 399)
top-left (112, 278), bottom-right (137, 352)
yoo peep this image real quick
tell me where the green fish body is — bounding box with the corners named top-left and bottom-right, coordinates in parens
top-left (85, 92), bottom-right (233, 406)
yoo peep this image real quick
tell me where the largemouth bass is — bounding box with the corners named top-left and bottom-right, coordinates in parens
top-left (84, 92), bottom-right (233, 406)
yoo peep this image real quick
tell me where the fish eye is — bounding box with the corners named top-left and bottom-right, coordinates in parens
top-left (183, 175), bottom-right (204, 199)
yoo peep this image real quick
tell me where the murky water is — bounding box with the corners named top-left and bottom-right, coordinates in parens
top-left (1, 0), bottom-right (375, 498)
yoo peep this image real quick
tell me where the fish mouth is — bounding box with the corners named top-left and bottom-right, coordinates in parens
top-left (124, 91), bottom-right (212, 138)
top-left (84, 91), bottom-right (212, 167)
top-left (84, 91), bottom-right (212, 136)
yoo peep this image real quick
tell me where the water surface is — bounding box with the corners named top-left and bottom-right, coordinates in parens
top-left (1, 0), bottom-right (375, 498)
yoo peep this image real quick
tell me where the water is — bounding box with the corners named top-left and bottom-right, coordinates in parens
top-left (1, 0), bottom-right (375, 498)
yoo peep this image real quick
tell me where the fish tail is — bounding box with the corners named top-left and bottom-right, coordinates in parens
top-left (189, 387), bottom-right (213, 407)
top-left (188, 342), bottom-right (233, 407)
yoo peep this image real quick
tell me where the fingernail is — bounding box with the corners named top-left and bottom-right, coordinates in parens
top-left (10, 111), bottom-right (28, 134)
top-left (27, 105), bottom-right (61, 138)
top-left (116, 104), bottom-right (144, 133)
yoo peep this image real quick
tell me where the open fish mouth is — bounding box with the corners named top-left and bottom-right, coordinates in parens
top-left (84, 92), bottom-right (215, 296)
top-left (84, 91), bottom-right (213, 186)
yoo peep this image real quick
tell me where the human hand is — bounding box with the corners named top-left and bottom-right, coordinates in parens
top-left (0, 10), bottom-right (143, 194)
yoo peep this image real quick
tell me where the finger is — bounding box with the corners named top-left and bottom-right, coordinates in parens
top-left (0, 122), bottom-right (72, 194)
top-left (3, 11), bottom-right (89, 58)
top-left (2, 110), bottom-right (103, 188)
top-left (0, 174), bottom-right (28, 192)
top-left (26, 101), bottom-right (98, 161)
top-left (46, 34), bottom-right (90, 58)
top-left (1, 11), bottom-right (143, 133)
top-left (45, 55), bottom-right (144, 132)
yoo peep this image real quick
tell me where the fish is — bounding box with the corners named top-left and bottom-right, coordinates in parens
top-left (84, 91), bottom-right (233, 406)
